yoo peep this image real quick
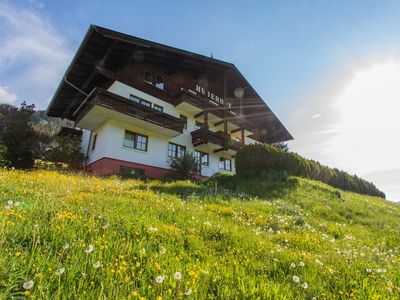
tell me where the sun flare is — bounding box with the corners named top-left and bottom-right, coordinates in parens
top-left (329, 62), bottom-right (400, 175)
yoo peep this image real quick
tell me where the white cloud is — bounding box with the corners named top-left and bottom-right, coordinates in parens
top-left (311, 113), bottom-right (321, 119)
top-left (0, 85), bottom-right (17, 103)
top-left (0, 1), bottom-right (73, 108)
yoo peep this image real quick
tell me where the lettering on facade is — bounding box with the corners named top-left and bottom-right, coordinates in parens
top-left (195, 84), bottom-right (231, 108)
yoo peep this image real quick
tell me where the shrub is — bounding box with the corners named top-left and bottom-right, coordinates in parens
top-left (235, 144), bottom-right (385, 198)
top-left (45, 135), bottom-right (85, 170)
top-left (0, 144), bottom-right (9, 167)
top-left (167, 152), bottom-right (199, 180)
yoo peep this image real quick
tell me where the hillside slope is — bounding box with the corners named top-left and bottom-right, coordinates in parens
top-left (0, 170), bottom-right (399, 299)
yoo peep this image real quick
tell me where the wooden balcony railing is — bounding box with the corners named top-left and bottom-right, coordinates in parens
top-left (73, 88), bottom-right (185, 133)
top-left (191, 127), bottom-right (243, 152)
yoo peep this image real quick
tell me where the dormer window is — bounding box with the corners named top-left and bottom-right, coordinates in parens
top-left (155, 75), bottom-right (165, 90)
top-left (143, 70), bottom-right (153, 84)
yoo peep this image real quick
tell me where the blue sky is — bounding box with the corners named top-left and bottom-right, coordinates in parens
top-left (1, 0), bottom-right (399, 200)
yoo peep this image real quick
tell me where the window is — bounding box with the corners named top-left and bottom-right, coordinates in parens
top-left (129, 94), bottom-right (141, 104)
top-left (180, 114), bottom-right (187, 130)
top-left (91, 133), bottom-right (97, 151)
top-left (123, 130), bottom-right (148, 151)
top-left (143, 70), bottom-right (153, 84)
top-left (141, 99), bottom-right (151, 107)
top-left (129, 94), bottom-right (151, 107)
top-left (195, 150), bottom-right (209, 166)
top-left (219, 158), bottom-right (232, 171)
top-left (119, 167), bottom-right (145, 179)
top-left (168, 143), bottom-right (186, 158)
top-left (155, 75), bottom-right (165, 90)
top-left (153, 104), bottom-right (163, 112)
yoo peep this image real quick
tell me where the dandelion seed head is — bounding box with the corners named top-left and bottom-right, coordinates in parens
top-left (302, 282), bottom-right (308, 289)
top-left (290, 263), bottom-right (296, 268)
top-left (292, 275), bottom-right (300, 283)
top-left (93, 261), bottom-right (101, 269)
top-left (155, 275), bottom-right (165, 284)
top-left (84, 244), bottom-right (94, 253)
top-left (174, 272), bottom-right (182, 280)
top-left (55, 268), bottom-right (65, 276)
top-left (23, 280), bottom-right (34, 290)
top-left (184, 287), bottom-right (192, 296)
top-left (299, 262), bottom-right (305, 267)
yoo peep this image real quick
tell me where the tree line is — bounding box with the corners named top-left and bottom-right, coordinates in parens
top-left (0, 102), bottom-right (84, 170)
top-left (235, 144), bottom-right (385, 198)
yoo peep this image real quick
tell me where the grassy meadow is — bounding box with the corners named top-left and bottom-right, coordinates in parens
top-left (0, 169), bottom-right (399, 299)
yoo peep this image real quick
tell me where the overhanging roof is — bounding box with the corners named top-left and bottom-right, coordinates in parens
top-left (47, 24), bottom-right (293, 143)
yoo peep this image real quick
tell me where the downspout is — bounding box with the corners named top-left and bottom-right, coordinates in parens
top-left (85, 131), bottom-right (93, 170)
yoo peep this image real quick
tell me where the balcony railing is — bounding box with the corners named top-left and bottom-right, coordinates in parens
top-left (73, 88), bottom-right (185, 133)
top-left (191, 127), bottom-right (243, 152)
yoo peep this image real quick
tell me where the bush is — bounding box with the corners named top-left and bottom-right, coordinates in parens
top-left (167, 152), bottom-right (199, 180)
top-left (235, 144), bottom-right (385, 198)
top-left (45, 135), bottom-right (85, 170)
top-left (0, 144), bottom-right (9, 167)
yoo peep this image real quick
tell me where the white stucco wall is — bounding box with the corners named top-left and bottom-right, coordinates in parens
top-left (84, 81), bottom-right (243, 176)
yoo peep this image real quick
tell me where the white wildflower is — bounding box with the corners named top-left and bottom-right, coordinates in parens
top-left (93, 261), bottom-right (101, 269)
top-left (55, 268), bottom-right (65, 276)
top-left (7, 200), bottom-right (13, 206)
top-left (174, 272), bottom-right (182, 280)
top-left (290, 263), bottom-right (296, 268)
top-left (299, 262), bottom-right (305, 267)
top-left (366, 268), bottom-right (372, 273)
top-left (302, 282), bottom-right (308, 289)
top-left (14, 201), bottom-right (21, 207)
top-left (63, 243), bottom-right (70, 250)
top-left (159, 247), bottom-right (166, 255)
top-left (84, 244), bottom-right (94, 253)
top-left (23, 280), bottom-right (34, 290)
top-left (292, 275), bottom-right (300, 283)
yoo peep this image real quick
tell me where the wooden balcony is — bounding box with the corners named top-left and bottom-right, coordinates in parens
top-left (191, 127), bottom-right (243, 155)
top-left (73, 88), bottom-right (185, 137)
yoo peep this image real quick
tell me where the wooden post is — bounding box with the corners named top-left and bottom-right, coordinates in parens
top-left (204, 71), bottom-right (209, 144)
top-left (223, 70), bottom-right (228, 149)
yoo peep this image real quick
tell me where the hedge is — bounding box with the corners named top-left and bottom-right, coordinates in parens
top-left (235, 144), bottom-right (385, 198)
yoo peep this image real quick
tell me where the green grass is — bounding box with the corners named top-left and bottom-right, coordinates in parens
top-left (0, 169), bottom-right (399, 299)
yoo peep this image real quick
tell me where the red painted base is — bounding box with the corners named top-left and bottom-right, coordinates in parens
top-left (86, 157), bottom-right (207, 180)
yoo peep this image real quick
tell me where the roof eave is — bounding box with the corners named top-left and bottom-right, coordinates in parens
top-left (46, 24), bottom-right (97, 117)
